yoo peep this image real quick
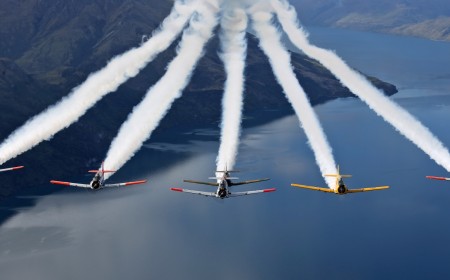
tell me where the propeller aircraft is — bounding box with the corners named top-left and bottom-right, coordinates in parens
top-left (171, 166), bottom-right (275, 199)
top-left (50, 162), bottom-right (147, 190)
top-left (291, 165), bottom-right (389, 195)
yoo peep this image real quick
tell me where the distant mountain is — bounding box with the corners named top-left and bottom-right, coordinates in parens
top-left (291, 0), bottom-right (450, 41)
top-left (0, 0), bottom-right (397, 199)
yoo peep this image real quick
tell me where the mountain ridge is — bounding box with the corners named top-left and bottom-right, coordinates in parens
top-left (291, 0), bottom-right (450, 41)
top-left (0, 0), bottom-right (397, 199)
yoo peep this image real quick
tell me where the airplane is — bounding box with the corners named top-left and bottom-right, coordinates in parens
top-left (291, 165), bottom-right (389, 195)
top-left (50, 162), bottom-right (147, 190)
top-left (0, 166), bottom-right (24, 173)
top-left (426, 175), bottom-right (450, 181)
top-left (171, 167), bottom-right (276, 199)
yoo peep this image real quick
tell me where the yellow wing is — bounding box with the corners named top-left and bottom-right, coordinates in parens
top-left (291, 184), bottom-right (335, 193)
top-left (346, 186), bottom-right (390, 193)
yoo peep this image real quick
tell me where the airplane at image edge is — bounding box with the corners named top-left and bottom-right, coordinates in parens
top-left (0, 165), bottom-right (24, 173)
top-left (171, 166), bottom-right (275, 199)
top-left (50, 162), bottom-right (147, 190)
top-left (291, 165), bottom-right (389, 195)
top-left (426, 175), bottom-right (450, 181)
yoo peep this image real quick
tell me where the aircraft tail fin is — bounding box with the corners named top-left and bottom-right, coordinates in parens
top-left (88, 161), bottom-right (115, 174)
top-left (216, 170), bottom-right (239, 173)
top-left (324, 165), bottom-right (351, 178)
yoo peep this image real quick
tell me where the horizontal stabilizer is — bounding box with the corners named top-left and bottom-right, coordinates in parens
top-left (208, 177), bottom-right (238, 180)
top-left (426, 176), bottom-right (450, 181)
top-left (216, 170), bottom-right (239, 173)
top-left (324, 174), bottom-right (352, 178)
top-left (88, 170), bottom-right (115, 173)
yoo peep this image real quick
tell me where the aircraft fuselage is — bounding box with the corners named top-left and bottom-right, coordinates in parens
top-left (90, 173), bottom-right (103, 189)
top-left (217, 179), bottom-right (230, 199)
top-left (336, 178), bottom-right (347, 194)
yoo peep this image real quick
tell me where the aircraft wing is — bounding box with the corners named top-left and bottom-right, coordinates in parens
top-left (50, 180), bottom-right (92, 189)
top-left (183, 179), bottom-right (219, 186)
top-left (231, 178), bottom-right (270, 186)
top-left (103, 180), bottom-right (147, 188)
top-left (171, 188), bottom-right (217, 197)
top-left (229, 188), bottom-right (276, 197)
top-left (0, 166), bottom-right (24, 173)
top-left (291, 184), bottom-right (335, 193)
top-left (426, 176), bottom-right (450, 181)
top-left (346, 186), bottom-right (390, 193)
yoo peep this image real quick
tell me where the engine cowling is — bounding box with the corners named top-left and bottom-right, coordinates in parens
top-left (218, 188), bottom-right (227, 198)
top-left (91, 180), bottom-right (101, 189)
top-left (337, 185), bottom-right (346, 194)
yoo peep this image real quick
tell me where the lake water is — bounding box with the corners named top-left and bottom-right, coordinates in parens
top-left (1, 27), bottom-right (450, 279)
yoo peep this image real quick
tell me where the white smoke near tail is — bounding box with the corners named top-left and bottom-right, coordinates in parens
top-left (250, 6), bottom-right (337, 188)
top-left (0, 0), bottom-right (197, 165)
top-left (271, 0), bottom-right (450, 172)
top-left (215, 8), bottom-right (248, 172)
top-left (103, 0), bottom-right (220, 179)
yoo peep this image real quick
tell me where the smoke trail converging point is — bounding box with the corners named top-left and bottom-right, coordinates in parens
top-left (103, 0), bottom-right (220, 180)
top-left (271, 0), bottom-right (450, 172)
top-left (215, 8), bottom-right (248, 172)
top-left (250, 6), bottom-right (337, 188)
top-left (0, 0), bottom-right (198, 166)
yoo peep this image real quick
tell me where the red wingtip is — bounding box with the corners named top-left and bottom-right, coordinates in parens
top-left (171, 188), bottom-right (183, 192)
top-left (125, 180), bottom-right (147, 186)
top-left (50, 180), bottom-right (71, 186)
top-left (263, 188), bottom-right (276, 193)
top-left (12, 166), bottom-right (24, 170)
top-left (426, 176), bottom-right (447, 181)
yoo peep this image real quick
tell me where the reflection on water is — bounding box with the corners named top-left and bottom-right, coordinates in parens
top-left (1, 28), bottom-right (450, 279)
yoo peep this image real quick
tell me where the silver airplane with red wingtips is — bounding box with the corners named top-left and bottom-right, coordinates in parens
top-left (50, 162), bottom-right (147, 190)
top-left (426, 175), bottom-right (450, 182)
top-left (171, 166), bottom-right (275, 199)
top-left (0, 165), bottom-right (24, 173)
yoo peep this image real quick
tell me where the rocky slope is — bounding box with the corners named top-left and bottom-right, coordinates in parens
top-left (0, 0), bottom-right (397, 198)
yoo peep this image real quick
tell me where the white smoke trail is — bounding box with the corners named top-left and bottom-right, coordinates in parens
top-left (103, 0), bottom-right (220, 179)
top-left (215, 8), bottom-right (248, 172)
top-left (271, 0), bottom-right (450, 172)
top-left (250, 6), bottom-right (337, 188)
top-left (0, 0), bottom-right (197, 165)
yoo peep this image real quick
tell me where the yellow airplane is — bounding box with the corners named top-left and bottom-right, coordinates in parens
top-left (291, 166), bottom-right (389, 195)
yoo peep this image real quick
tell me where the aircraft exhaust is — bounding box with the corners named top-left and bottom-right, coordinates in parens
top-left (0, 0), bottom-right (197, 166)
top-left (271, 0), bottom-right (450, 172)
top-left (250, 5), bottom-right (337, 189)
top-left (215, 8), bottom-right (248, 173)
top-left (103, 0), bottom-right (220, 180)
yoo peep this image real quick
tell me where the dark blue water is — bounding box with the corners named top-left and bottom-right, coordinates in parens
top-left (1, 28), bottom-right (450, 279)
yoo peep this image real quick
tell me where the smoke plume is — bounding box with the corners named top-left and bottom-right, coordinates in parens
top-left (103, 0), bottom-right (220, 179)
top-left (250, 6), bottom-right (337, 188)
top-left (271, 0), bottom-right (450, 172)
top-left (215, 8), bottom-right (248, 172)
top-left (0, 0), bottom-right (196, 165)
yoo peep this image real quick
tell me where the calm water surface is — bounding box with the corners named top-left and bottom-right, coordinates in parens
top-left (0, 28), bottom-right (450, 279)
